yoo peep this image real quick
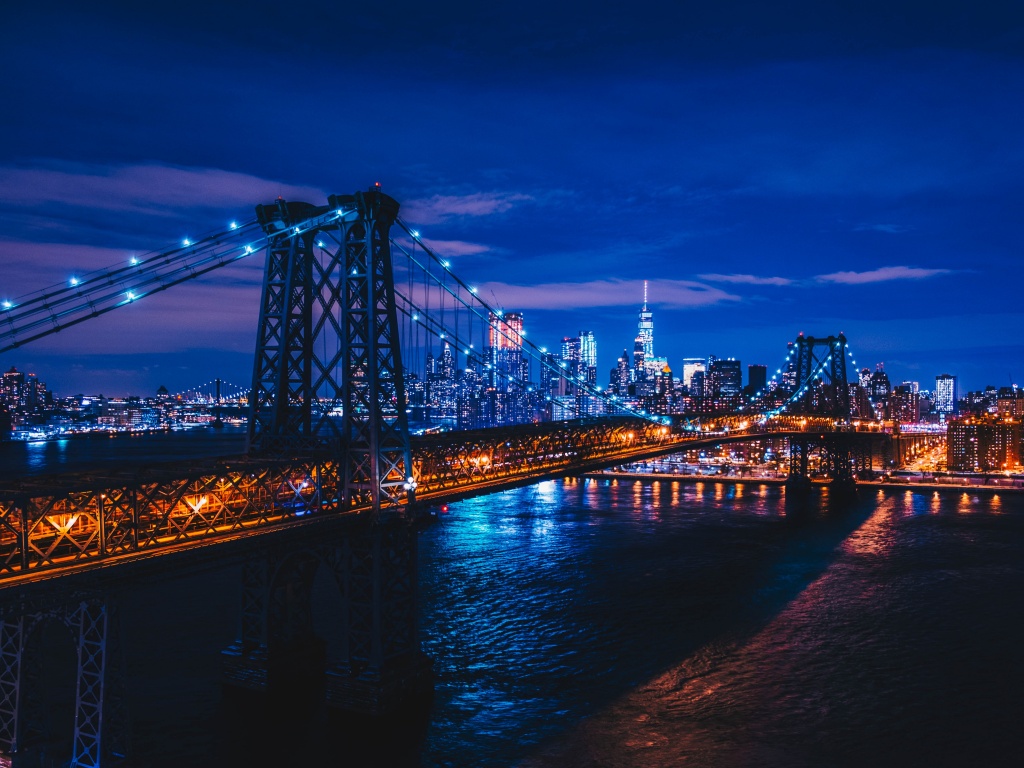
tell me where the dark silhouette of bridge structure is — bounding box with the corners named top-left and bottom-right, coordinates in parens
top-left (0, 187), bottom-right (932, 767)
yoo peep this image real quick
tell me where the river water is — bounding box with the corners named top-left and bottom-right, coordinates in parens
top-left (2, 432), bottom-right (1022, 766)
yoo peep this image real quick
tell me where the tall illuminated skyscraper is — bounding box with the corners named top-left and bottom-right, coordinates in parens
top-left (637, 281), bottom-right (653, 359)
top-left (935, 373), bottom-right (958, 416)
top-left (579, 330), bottom-right (596, 369)
top-left (489, 311), bottom-right (523, 350)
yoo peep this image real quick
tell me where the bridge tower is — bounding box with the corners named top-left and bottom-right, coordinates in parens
top-left (786, 333), bottom-right (856, 493)
top-left (227, 188), bottom-right (429, 713)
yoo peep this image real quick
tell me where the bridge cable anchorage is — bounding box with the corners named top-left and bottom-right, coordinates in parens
top-left (392, 221), bottom-right (663, 424)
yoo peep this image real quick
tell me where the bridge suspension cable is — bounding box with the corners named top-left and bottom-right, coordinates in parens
top-left (392, 219), bottom-right (661, 423)
top-left (0, 218), bottom-right (263, 354)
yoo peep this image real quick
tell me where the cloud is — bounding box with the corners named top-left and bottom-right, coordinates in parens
top-left (393, 237), bottom-right (491, 257)
top-left (0, 163), bottom-right (326, 215)
top-left (815, 266), bottom-right (952, 284)
top-left (14, 281), bottom-right (261, 356)
top-left (698, 273), bottom-right (793, 286)
top-left (477, 278), bottom-right (739, 310)
top-left (854, 223), bottom-right (914, 234)
top-left (401, 192), bottom-right (533, 224)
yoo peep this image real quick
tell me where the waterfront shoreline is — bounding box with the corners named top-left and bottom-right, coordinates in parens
top-left (581, 471), bottom-right (1024, 494)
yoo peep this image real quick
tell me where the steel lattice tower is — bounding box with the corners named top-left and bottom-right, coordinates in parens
top-left (787, 333), bottom-right (856, 490)
top-left (247, 188), bottom-right (414, 517)
top-left (791, 333), bottom-right (851, 420)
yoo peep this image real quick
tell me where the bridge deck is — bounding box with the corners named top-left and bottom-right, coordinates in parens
top-left (0, 420), bottom-right (895, 585)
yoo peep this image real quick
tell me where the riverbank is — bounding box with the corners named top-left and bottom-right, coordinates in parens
top-left (581, 471), bottom-right (1024, 494)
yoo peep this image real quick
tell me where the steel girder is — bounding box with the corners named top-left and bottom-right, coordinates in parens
top-left (0, 596), bottom-right (126, 767)
top-left (246, 190), bottom-right (413, 518)
top-left (0, 421), bottom-right (891, 581)
top-left (0, 459), bottom-right (338, 578)
top-left (248, 200), bottom-right (319, 454)
top-left (326, 190), bottom-right (414, 517)
top-left (411, 417), bottom-right (672, 494)
top-left (787, 434), bottom-right (858, 486)
top-left (0, 615), bottom-right (22, 756)
top-left (791, 333), bottom-right (851, 420)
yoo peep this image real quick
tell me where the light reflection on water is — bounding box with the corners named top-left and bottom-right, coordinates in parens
top-left (512, 485), bottom-right (1023, 768)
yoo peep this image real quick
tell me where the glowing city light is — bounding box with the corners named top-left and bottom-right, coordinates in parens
top-left (1, 301), bottom-right (11, 310)
top-left (183, 238), bottom-right (191, 246)
top-left (230, 221), bottom-right (238, 230)
top-left (130, 256), bottom-right (139, 265)
top-left (70, 277), bottom-right (79, 287)
top-left (126, 291), bottom-right (136, 301)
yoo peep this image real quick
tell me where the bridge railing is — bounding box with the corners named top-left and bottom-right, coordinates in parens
top-left (0, 458), bottom-right (336, 578)
top-left (0, 416), bottom-right (893, 581)
top-left (0, 419), bottom-right (677, 580)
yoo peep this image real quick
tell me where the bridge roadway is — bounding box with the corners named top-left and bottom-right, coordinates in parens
top-left (0, 417), bottom-right (893, 587)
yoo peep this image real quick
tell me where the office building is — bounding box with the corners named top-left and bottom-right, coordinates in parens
top-left (935, 374), bottom-right (958, 416)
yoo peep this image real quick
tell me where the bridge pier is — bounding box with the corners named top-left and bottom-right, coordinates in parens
top-left (785, 438), bottom-right (813, 494)
top-left (785, 436), bottom-right (858, 498)
top-left (0, 594), bottom-right (128, 768)
top-left (222, 519), bottom-right (432, 716)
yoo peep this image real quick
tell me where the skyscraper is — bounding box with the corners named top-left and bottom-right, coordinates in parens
top-left (708, 358), bottom-right (742, 397)
top-left (869, 363), bottom-right (891, 418)
top-left (632, 334), bottom-right (646, 380)
top-left (747, 364), bottom-right (768, 395)
top-left (637, 280), bottom-right (654, 359)
top-left (579, 330), bottom-right (597, 387)
top-left (579, 331), bottom-right (596, 369)
top-left (935, 374), bottom-right (958, 416)
top-left (614, 350), bottom-right (630, 395)
top-left (489, 311), bottom-right (523, 350)
top-left (859, 367), bottom-right (872, 390)
top-left (681, 358), bottom-right (705, 390)
top-left (561, 336), bottom-right (582, 365)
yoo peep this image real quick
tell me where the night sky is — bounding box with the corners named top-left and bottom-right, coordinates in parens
top-left (2, 1), bottom-right (1022, 397)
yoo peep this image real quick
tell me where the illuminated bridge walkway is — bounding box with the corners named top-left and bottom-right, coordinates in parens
top-left (0, 186), bottom-right (929, 767)
top-left (0, 418), bottom-right (925, 585)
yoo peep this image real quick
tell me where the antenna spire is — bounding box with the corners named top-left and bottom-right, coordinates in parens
top-left (643, 279), bottom-right (648, 309)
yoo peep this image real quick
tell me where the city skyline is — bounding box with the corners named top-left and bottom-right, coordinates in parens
top-left (2, 1), bottom-right (1022, 394)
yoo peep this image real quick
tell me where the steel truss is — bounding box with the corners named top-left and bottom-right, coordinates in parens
top-left (0, 458), bottom-right (338, 577)
top-left (790, 333), bottom-right (851, 419)
top-left (785, 333), bottom-right (855, 489)
top-left (247, 189), bottom-right (413, 519)
top-left (412, 417), bottom-right (673, 495)
top-left (0, 594), bottom-right (127, 767)
top-left (787, 435), bottom-right (857, 487)
top-left (0, 430), bottom-right (683, 583)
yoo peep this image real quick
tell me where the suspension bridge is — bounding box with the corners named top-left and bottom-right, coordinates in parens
top-left (0, 186), bottom-right (928, 767)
